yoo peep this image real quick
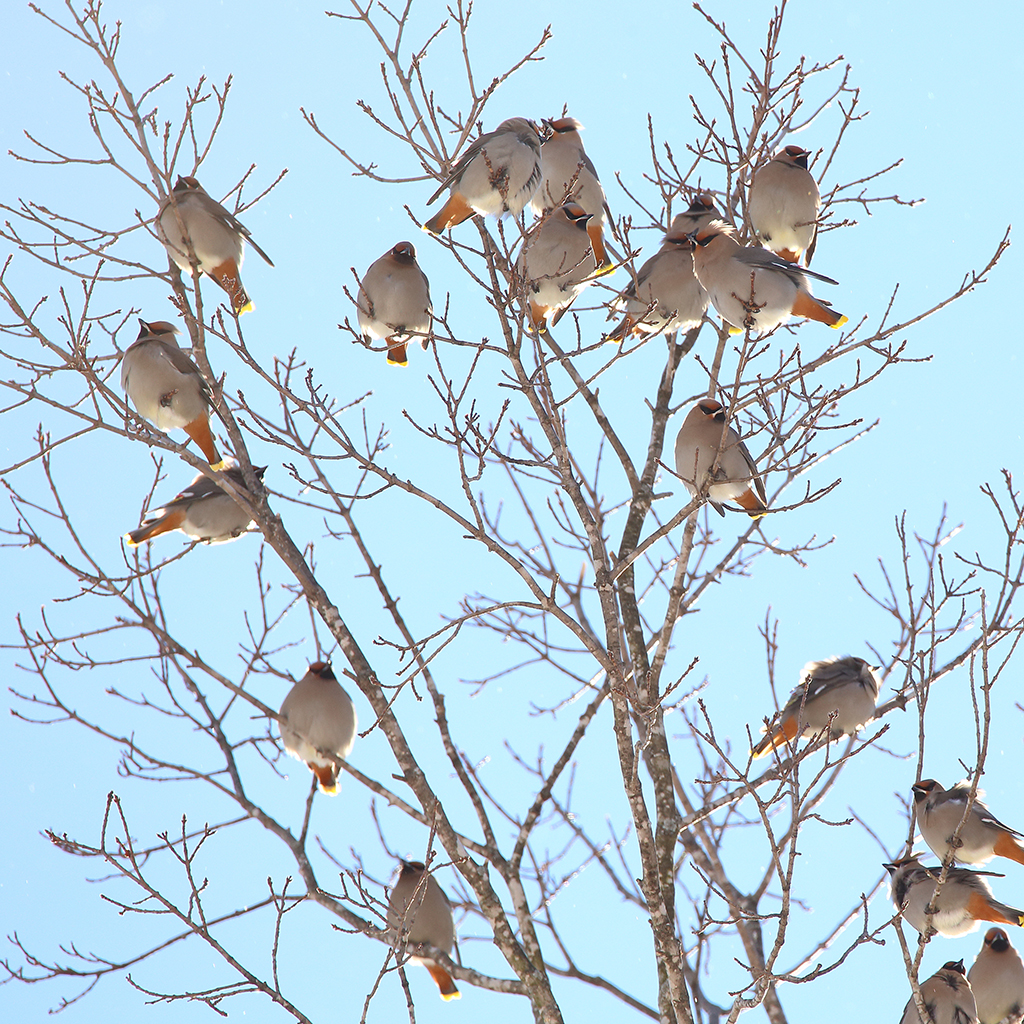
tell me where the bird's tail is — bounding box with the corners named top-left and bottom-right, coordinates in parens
top-left (968, 891), bottom-right (1024, 928)
top-left (309, 761), bottom-right (340, 795)
top-left (184, 414), bottom-right (220, 465)
top-left (425, 961), bottom-right (460, 1001)
top-left (791, 290), bottom-right (847, 329)
top-left (423, 194), bottom-right (475, 235)
top-left (208, 260), bottom-right (252, 315)
top-left (751, 716), bottom-right (798, 759)
top-left (386, 340), bottom-right (409, 367)
top-left (125, 508), bottom-right (186, 547)
top-left (994, 833), bottom-right (1024, 867)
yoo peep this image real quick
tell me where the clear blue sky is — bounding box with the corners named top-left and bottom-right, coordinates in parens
top-left (2, 2), bottom-right (1022, 1022)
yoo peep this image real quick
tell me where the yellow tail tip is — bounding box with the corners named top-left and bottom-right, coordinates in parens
top-left (594, 262), bottom-right (616, 278)
top-left (440, 991), bottom-right (461, 1002)
top-left (237, 301), bottom-right (254, 316)
top-left (124, 532), bottom-right (141, 548)
top-left (830, 314), bottom-right (849, 329)
top-left (728, 325), bottom-right (743, 335)
top-left (386, 356), bottom-right (409, 367)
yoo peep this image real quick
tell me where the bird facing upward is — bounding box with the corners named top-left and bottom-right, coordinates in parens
top-left (120, 318), bottom-right (220, 465)
top-left (529, 116), bottom-right (613, 273)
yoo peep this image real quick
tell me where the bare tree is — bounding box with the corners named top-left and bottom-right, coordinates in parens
top-left (2, 2), bottom-right (1021, 1023)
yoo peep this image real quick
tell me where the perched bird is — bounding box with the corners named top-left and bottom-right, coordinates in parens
top-left (387, 860), bottom-right (459, 1001)
top-left (356, 242), bottom-right (433, 366)
top-left (423, 118), bottom-right (543, 234)
top-left (120, 319), bottom-right (219, 464)
top-left (669, 192), bottom-right (723, 236)
top-left (899, 960), bottom-right (978, 1024)
top-left (751, 656), bottom-right (881, 758)
top-left (968, 928), bottom-right (1024, 1024)
top-left (529, 116), bottom-right (613, 273)
top-left (748, 145), bottom-right (821, 265)
top-left (884, 857), bottom-right (1024, 937)
top-left (913, 780), bottom-right (1024, 867)
top-left (158, 175), bottom-right (274, 315)
top-left (125, 462), bottom-right (264, 546)
top-left (516, 202), bottom-right (599, 333)
top-left (606, 226), bottom-right (707, 341)
top-left (673, 398), bottom-right (766, 517)
top-left (690, 220), bottom-right (846, 332)
top-left (278, 661), bottom-right (357, 794)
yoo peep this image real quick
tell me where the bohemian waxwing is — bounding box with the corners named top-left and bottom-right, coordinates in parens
top-left (356, 241), bottom-right (433, 366)
top-left (690, 220), bottom-right (846, 333)
top-left (277, 661), bottom-right (356, 794)
top-left (899, 960), bottom-right (979, 1024)
top-left (516, 201), bottom-right (599, 333)
top-left (158, 175), bottom-right (274, 315)
top-left (913, 780), bottom-right (1024, 868)
top-left (606, 227), bottom-right (707, 341)
top-left (669, 192), bottom-right (722, 236)
top-left (120, 319), bottom-right (219, 464)
top-left (386, 860), bottom-right (459, 1001)
top-left (673, 399), bottom-right (767, 517)
top-left (748, 145), bottom-right (821, 266)
top-left (751, 656), bottom-right (881, 758)
top-left (968, 928), bottom-right (1024, 1024)
top-left (884, 857), bottom-right (1024, 937)
top-left (423, 117), bottom-right (543, 234)
top-left (125, 462), bottom-right (264, 546)
top-left (529, 117), bottom-right (613, 273)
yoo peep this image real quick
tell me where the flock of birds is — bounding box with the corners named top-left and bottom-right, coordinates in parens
top-left (272, 650), bottom-right (1024, 1015)
top-left (110, 115), bottom-right (1018, 1016)
top-left (118, 113), bottom-right (849, 543)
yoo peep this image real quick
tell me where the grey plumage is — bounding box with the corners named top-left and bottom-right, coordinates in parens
top-left (748, 145), bottom-right (820, 265)
top-left (913, 779), bottom-right (1024, 867)
top-left (424, 118), bottom-right (543, 233)
top-left (969, 928), bottom-right (1024, 1024)
top-left (884, 857), bottom-right (1024, 937)
top-left (278, 662), bottom-right (357, 794)
top-left (674, 398), bottom-right (766, 517)
top-left (899, 960), bottom-right (978, 1024)
top-left (158, 175), bottom-right (273, 314)
top-left (387, 860), bottom-right (459, 1000)
top-left (356, 241), bottom-right (432, 366)
top-left (751, 656), bottom-right (880, 758)
top-left (120, 318), bottom-right (219, 464)
top-left (126, 462), bottom-right (264, 546)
